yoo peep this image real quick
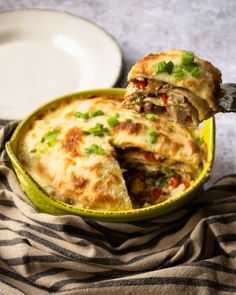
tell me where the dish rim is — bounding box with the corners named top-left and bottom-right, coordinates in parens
top-left (6, 88), bottom-right (215, 221)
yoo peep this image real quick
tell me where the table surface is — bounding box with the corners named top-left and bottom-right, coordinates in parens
top-left (0, 0), bottom-right (235, 186)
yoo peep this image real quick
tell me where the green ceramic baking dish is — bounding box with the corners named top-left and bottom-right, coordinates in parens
top-left (6, 88), bottom-right (215, 222)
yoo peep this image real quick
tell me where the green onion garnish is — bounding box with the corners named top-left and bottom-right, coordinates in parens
top-left (74, 111), bottom-right (90, 120)
top-left (85, 144), bottom-right (106, 156)
top-left (30, 148), bottom-right (37, 153)
top-left (148, 129), bottom-right (157, 144)
top-left (146, 114), bottom-right (156, 121)
top-left (155, 60), bottom-right (174, 75)
top-left (173, 67), bottom-right (184, 80)
top-left (195, 137), bottom-right (203, 145)
top-left (125, 118), bottom-right (133, 123)
top-left (135, 96), bottom-right (144, 105)
top-left (165, 61), bottom-right (174, 74)
top-left (40, 129), bottom-right (60, 147)
top-left (184, 63), bottom-right (200, 77)
top-left (114, 113), bottom-right (119, 118)
top-left (155, 61), bottom-right (167, 74)
top-left (46, 129), bottom-right (60, 136)
top-left (181, 51), bottom-right (194, 65)
top-left (190, 66), bottom-right (200, 77)
top-left (160, 166), bottom-right (176, 178)
top-left (91, 110), bottom-right (104, 117)
top-left (107, 116), bottom-right (120, 127)
top-left (180, 51), bottom-right (201, 77)
top-left (75, 110), bottom-right (104, 120)
top-left (184, 63), bottom-right (197, 72)
top-left (83, 123), bottom-right (110, 137)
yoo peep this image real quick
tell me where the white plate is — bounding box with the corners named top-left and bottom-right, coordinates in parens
top-left (0, 9), bottom-right (123, 120)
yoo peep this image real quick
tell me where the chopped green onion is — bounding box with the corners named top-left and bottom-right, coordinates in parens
top-left (168, 127), bottom-right (174, 132)
top-left (135, 96), bottom-right (144, 105)
top-left (173, 67), bottom-right (184, 80)
top-left (160, 166), bottom-right (176, 178)
top-left (125, 118), bottom-right (133, 123)
top-left (180, 51), bottom-right (201, 77)
top-left (47, 138), bottom-right (58, 147)
top-left (47, 139), bottom-right (58, 147)
top-left (184, 63), bottom-right (197, 72)
top-left (74, 111), bottom-right (90, 120)
top-left (191, 66), bottom-right (200, 77)
top-left (91, 110), bottom-right (104, 117)
top-left (82, 131), bottom-right (90, 135)
top-left (40, 129), bottom-right (60, 147)
top-left (148, 129), bottom-right (157, 144)
top-left (83, 123), bottom-right (110, 137)
top-left (181, 51), bottom-right (194, 65)
top-left (164, 61), bottom-right (174, 74)
top-left (195, 137), bottom-right (203, 145)
top-left (107, 116), bottom-right (120, 127)
top-left (155, 61), bottom-right (167, 74)
top-left (75, 110), bottom-right (104, 120)
top-left (45, 129), bottom-right (60, 137)
top-left (84, 144), bottom-right (106, 156)
top-left (146, 114), bottom-right (156, 121)
top-left (155, 60), bottom-right (174, 75)
top-left (114, 113), bottom-right (119, 118)
top-left (30, 148), bottom-right (37, 153)
top-left (184, 63), bottom-right (200, 77)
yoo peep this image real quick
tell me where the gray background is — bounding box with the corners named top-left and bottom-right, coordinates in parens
top-left (0, 0), bottom-right (235, 186)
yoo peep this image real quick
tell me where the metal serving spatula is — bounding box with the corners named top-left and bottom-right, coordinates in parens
top-left (219, 83), bottom-right (236, 112)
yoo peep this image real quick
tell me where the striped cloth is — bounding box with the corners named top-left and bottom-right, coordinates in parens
top-left (0, 123), bottom-right (236, 295)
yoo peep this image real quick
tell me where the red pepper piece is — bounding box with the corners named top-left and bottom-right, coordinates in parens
top-left (152, 188), bottom-right (162, 198)
top-left (144, 152), bottom-right (156, 161)
top-left (136, 80), bottom-right (148, 88)
top-left (161, 93), bottom-right (168, 106)
top-left (183, 180), bottom-right (190, 189)
top-left (170, 177), bottom-right (179, 188)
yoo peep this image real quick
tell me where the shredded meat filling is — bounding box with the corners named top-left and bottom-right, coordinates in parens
top-left (124, 79), bottom-right (200, 125)
top-left (116, 147), bottom-right (195, 208)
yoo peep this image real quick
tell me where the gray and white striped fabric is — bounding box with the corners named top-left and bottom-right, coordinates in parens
top-left (0, 123), bottom-right (236, 295)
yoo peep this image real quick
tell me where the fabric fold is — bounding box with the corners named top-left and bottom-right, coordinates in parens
top-left (0, 123), bottom-right (236, 295)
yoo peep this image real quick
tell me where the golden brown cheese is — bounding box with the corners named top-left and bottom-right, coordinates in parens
top-left (17, 95), bottom-right (205, 211)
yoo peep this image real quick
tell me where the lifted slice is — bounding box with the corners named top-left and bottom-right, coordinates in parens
top-left (123, 49), bottom-right (222, 126)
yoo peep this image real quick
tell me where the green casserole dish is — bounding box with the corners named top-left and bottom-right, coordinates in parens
top-left (6, 88), bottom-right (215, 222)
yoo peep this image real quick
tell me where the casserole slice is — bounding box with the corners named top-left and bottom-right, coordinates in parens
top-left (123, 49), bottom-right (222, 126)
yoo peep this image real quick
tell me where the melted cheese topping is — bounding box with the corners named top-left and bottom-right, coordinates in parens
top-left (18, 95), bottom-right (205, 211)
